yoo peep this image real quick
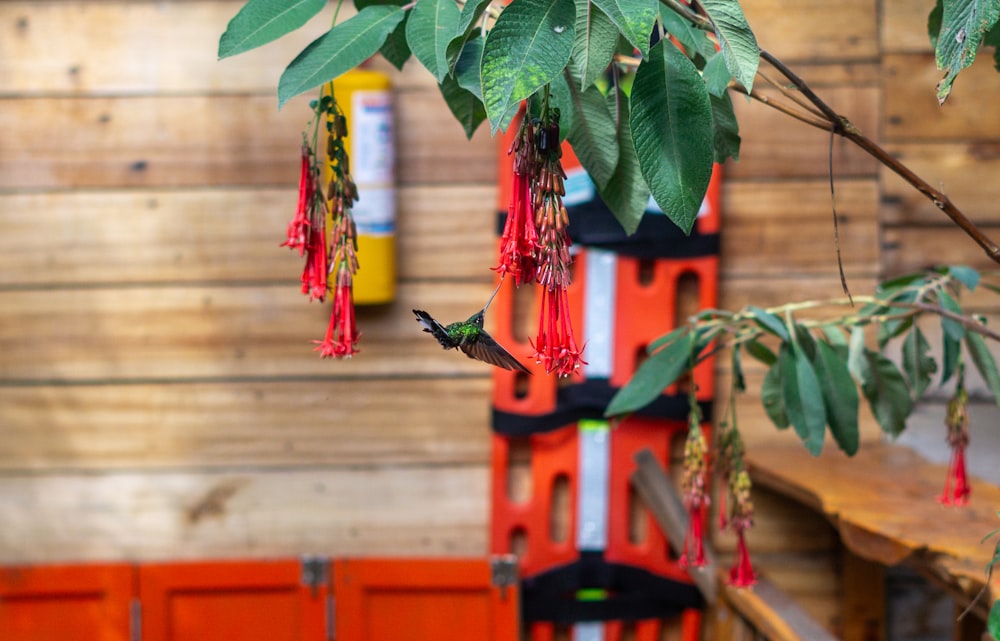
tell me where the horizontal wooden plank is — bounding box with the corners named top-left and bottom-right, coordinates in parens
top-left (0, 186), bottom-right (496, 286)
top-left (739, 0), bottom-right (879, 63)
top-left (728, 86), bottom-right (880, 179)
top-left (0, 91), bottom-right (495, 190)
top-left (882, 225), bottom-right (1000, 276)
top-left (881, 0), bottom-right (935, 53)
top-left (880, 142), bottom-right (1000, 225)
top-left (720, 274), bottom-right (880, 316)
top-left (0, 282), bottom-right (516, 381)
top-left (883, 53), bottom-right (1000, 141)
top-left (0, 464), bottom-right (488, 562)
top-left (0, 378), bottom-right (491, 470)
top-left (721, 179), bottom-right (880, 276)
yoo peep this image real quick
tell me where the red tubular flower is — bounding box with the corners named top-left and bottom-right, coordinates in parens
top-left (680, 495), bottom-right (708, 568)
top-left (728, 526), bottom-right (757, 587)
top-left (299, 227), bottom-right (327, 301)
top-left (313, 268), bottom-right (359, 358)
top-left (495, 121), bottom-right (539, 285)
top-left (281, 146), bottom-right (314, 255)
top-left (939, 385), bottom-right (971, 506)
top-left (531, 284), bottom-right (585, 377)
top-left (679, 422), bottom-right (709, 568)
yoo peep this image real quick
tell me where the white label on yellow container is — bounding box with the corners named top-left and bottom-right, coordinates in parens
top-left (351, 91), bottom-right (394, 186)
top-left (353, 187), bottom-right (395, 237)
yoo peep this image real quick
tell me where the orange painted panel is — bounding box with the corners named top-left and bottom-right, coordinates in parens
top-left (333, 558), bottom-right (519, 641)
top-left (139, 560), bottom-right (327, 641)
top-left (0, 563), bottom-right (133, 641)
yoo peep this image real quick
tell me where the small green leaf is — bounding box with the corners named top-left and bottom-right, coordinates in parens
top-left (745, 338), bottom-right (777, 366)
top-left (780, 340), bottom-right (826, 455)
top-left (988, 600), bottom-right (1000, 641)
top-left (445, 0), bottom-right (491, 71)
top-left (902, 326), bottom-right (937, 400)
top-left (406, 0), bottom-right (460, 82)
top-left (630, 40), bottom-right (713, 234)
top-left (438, 75), bottom-right (488, 139)
top-left (928, 0), bottom-right (943, 49)
top-left (528, 72), bottom-right (575, 139)
top-left (949, 264), bottom-right (981, 291)
top-left (647, 325), bottom-right (690, 353)
top-left (821, 324), bottom-right (849, 356)
top-left (596, 92), bottom-right (650, 235)
top-left (379, 13), bottom-right (412, 71)
top-left (941, 332), bottom-right (962, 386)
top-left (855, 348), bottom-right (913, 437)
top-left (454, 36), bottom-right (485, 98)
top-left (278, 6), bottom-right (406, 107)
top-left (747, 306), bottom-right (789, 340)
top-left (567, 84), bottom-right (619, 190)
top-left (700, 0), bottom-right (759, 94)
top-left (877, 271), bottom-right (924, 295)
top-left (660, 6), bottom-right (716, 61)
top-left (761, 359), bottom-right (790, 429)
top-left (703, 53), bottom-right (732, 97)
top-left (966, 329), bottom-right (1000, 404)
top-left (938, 289), bottom-right (966, 342)
top-left (481, 0), bottom-right (576, 131)
top-left (732, 345), bottom-right (746, 392)
top-left (813, 340), bottom-right (860, 455)
top-left (591, 0), bottom-right (658, 59)
top-left (570, 0), bottom-right (619, 89)
top-left (877, 290), bottom-right (917, 349)
top-left (934, 0), bottom-right (1000, 104)
top-left (709, 91), bottom-right (741, 164)
top-left (847, 325), bottom-right (866, 384)
top-left (605, 331), bottom-right (695, 416)
top-left (219, 0), bottom-right (327, 59)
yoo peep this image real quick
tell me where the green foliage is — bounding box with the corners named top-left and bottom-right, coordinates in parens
top-left (700, 0), bottom-right (759, 94)
top-left (929, 0), bottom-right (1000, 103)
top-left (407, 0), bottom-right (461, 82)
top-left (218, 0), bottom-right (326, 59)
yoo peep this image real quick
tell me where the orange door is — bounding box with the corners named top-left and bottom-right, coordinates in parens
top-left (0, 563), bottom-right (134, 641)
top-left (333, 558), bottom-right (519, 641)
top-left (139, 559), bottom-right (328, 641)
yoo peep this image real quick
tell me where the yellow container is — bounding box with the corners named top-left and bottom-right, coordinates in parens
top-left (325, 70), bottom-right (396, 305)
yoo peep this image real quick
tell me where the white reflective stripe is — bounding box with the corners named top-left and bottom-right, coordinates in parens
top-left (575, 622), bottom-right (604, 641)
top-left (583, 249), bottom-right (617, 378)
top-left (576, 419), bottom-right (610, 551)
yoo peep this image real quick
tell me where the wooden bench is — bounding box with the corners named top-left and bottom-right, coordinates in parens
top-left (747, 442), bottom-right (1000, 640)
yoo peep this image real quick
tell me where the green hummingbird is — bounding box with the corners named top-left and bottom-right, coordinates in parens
top-left (413, 281), bottom-right (530, 373)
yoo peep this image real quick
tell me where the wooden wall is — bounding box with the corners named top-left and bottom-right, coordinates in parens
top-left (1, 0), bottom-right (998, 634)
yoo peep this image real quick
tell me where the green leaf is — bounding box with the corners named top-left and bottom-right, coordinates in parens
top-left (928, 0), bottom-right (944, 49)
top-left (966, 329), bottom-right (1000, 404)
top-left (605, 331), bottom-right (695, 416)
top-left (988, 599), bottom-right (1000, 641)
top-left (567, 84), bottom-right (619, 190)
top-left (732, 345), bottom-right (746, 393)
top-left (445, 0), bottom-right (491, 72)
top-left (570, 0), bottom-right (619, 89)
top-left (761, 359), bottom-right (790, 429)
top-left (660, 6), bottom-right (716, 62)
top-left (942, 331), bottom-right (962, 386)
top-left (528, 71), bottom-right (575, 140)
top-left (949, 264), bottom-right (981, 291)
top-left (902, 326), bottom-right (936, 400)
top-left (854, 347), bottom-right (913, 437)
top-left (877, 289), bottom-right (917, 348)
top-left (481, 0), bottom-right (576, 131)
top-left (438, 75), bottom-right (488, 139)
top-left (934, 0), bottom-right (1000, 104)
top-left (703, 53), bottom-right (732, 97)
top-left (630, 40), bottom-right (714, 234)
top-left (379, 13), bottom-right (412, 71)
top-left (938, 289), bottom-right (966, 342)
top-left (780, 340), bottom-right (826, 455)
top-left (821, 324), bottom-right (849, 356)
top-left (709, 91), bottom-right (741, 164)
top-left (876, 271), bottom-right (924, 296)
top-left (847, 325), bottom-right (866, 383)
top-left (747, 306), bottom-right (789, 340)
top-left (648, 325), bottom-right (690, 353)
top-left (278, 6), bottom-right (406, 107)
top-left (596, 92), bottom-right (650, 234)
top-left (590, 0), bottom-right (658, 59)
top-left (700, 0), bottom-right (759, 94)
top-left (219, 0), bottom-right (327, 59)
top-left (813, 340), bottom-right (860, 455)
top-left (406, 0), bottom-right (461, 82)
top-left (745, 338), bottom-right (777, 366)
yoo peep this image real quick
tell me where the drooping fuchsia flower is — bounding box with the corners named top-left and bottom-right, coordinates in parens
top-left (679, 420), bottom-right (710, 568)
top-left (726, 470), bottom-right (757, 588)
top-left (939, 383), bottom-right (971, 506)
top-left (495, 118), bottom-right (539, 286)
top-left (281, 145), bottom-right (316, 255)
top-left (314, 266), bottom-right (359, 358)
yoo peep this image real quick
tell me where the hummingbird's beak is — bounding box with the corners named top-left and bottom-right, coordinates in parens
top-left (482, 278), bottom-right (504, 313)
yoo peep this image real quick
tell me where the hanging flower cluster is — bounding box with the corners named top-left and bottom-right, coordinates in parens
top-left (940, 369), bottom-right (971, 506)
top-left (679, 409), bottom-right (710, 568)
top-left (281, 88), bottom-right (360, 358)
top-left (718, 423), bottom-right (757, 587)
top-left (496, 101), bottom-right (585, 377)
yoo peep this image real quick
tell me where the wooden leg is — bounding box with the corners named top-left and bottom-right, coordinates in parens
top-left (840, 550), bottom-right (885, 641)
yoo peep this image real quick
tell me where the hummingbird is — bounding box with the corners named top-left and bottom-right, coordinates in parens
top-left (413, 281), bottom-right (530, 373)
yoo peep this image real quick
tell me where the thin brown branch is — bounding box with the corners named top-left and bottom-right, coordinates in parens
top-left (746, 89), bottom-right (829, 129)
top-left (756, 68), bottom-right (827, 120)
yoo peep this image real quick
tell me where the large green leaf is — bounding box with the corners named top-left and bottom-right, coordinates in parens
top-left (781, 335), bottom-right (826, 456)
top-left (989, 599), bottom-right (1000, 641)
top-left (591, 0), bottom-right (658, 59)
top-left (935, 0), bottom-right (1000, 103)
top-left (966, 329), bottom-right (1000, 404)
top-left (746, 305), bottom-right (789, 340)
top-left (219, 0), bottom-right (326, 59)
top-left (630, 40), bottom-right (713, 234)
top-left (481, 0), bottom-right (576, 131)
top-left (379, 13), bottom-right (412, 71)
top-left (709, 91), bottom-right (741, 164)
top-left (406, 0), bottom-right (461, 82)
top-left (439, 75), bottom-right (488, 139)
top-left (605, 330), bottom-right (695, 416)
top-left (660, 5), bottom-right (716, 62)
top-left (596, 92), bottom-right (650, 235)
top-left (813, 340), bottom-right (860, 455)
top-left (445, 0), bottom-right (491, 71)
top-left (567, 84), bottom-right (619, 189)
top-left (761, 359), bottom-right (790, 429)
top-left (278, 6), bottom-right (406, 107)
top-left (700, 0), bottom-right (759, 94)
top-left (902, 326), bottom-right (936, 400)
top-left (853, 347), bottom-right (913, 437)
top-left (570, 0), bottom-right (619, 89)
top-left (454, 35), bottom-right (485, 97)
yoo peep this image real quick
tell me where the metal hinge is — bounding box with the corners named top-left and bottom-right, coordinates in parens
top-left (130, 598), bottom-right (142, 641)
top-left (301, 555), bottom-right (330, 597)
top-left (490, 555), bottom-right (518, 601)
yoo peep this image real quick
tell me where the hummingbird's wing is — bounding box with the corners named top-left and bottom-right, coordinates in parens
top-left (413, 309), bottom-right (454, 348)
top-left (461, 333), bottom-right (531, 374)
